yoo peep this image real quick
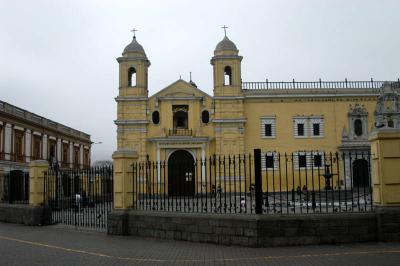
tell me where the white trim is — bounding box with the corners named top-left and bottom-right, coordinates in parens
top-left (115, 97), bottom-right (148, 102)
top-left (212, 118), bottom-right (247, 123)
top-left (260, 117), bottom-right (276, 138)
top-left (213, 96), bottom-right (245, 100)
top-left (114, 120), bottom-right (149, 125)
top-left (117, 128), bottom-right (148, 133)
top-left (261, 151), bottom-right (279, 170)
top-left (14, 126), bottom-right (24, 131)
top-left (48, 136), bottom-right (56, 140)
top-left (293, 151), bottom-right (325, 170)
top-left (62, 140), bottom-right (69, 144)
top-left (32, 131), bottom-right (41, 136)
top-left (293, 116), bottom-right (324, 138)
top-left (74, 143), bottom-right (80, 147)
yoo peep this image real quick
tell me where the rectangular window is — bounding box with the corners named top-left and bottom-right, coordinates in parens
top-left (313, 123), bottom-right (320, 136)
top-left (261, 117), bottom-right (276, 138)
top-left (297, 123), bottom-right (304, 136)
top-left (313, 154), bottom-right (322, 167)
top-left (62, 144), bottom-right (69, 165)
top-left (264, 124), bottom-right (272, 137)
top-left (298, 155), bottom-right (307, 168)
top-left (32, 135), bottom-right (41, 160)
top-left (14, 130), bottom-right (24, 162)
top-left (265, 155), bottom-right (274, 169)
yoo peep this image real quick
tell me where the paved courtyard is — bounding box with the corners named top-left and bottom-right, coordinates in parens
top-left (0, 222), bottom-right (399, 265)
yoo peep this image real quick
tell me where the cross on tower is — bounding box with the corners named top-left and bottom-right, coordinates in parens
top-left (221, 25), bottom-right (228, 36)
top-left (131, 28), bottom-right (138, 38)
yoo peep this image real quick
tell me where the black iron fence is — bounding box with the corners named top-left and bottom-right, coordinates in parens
top-left (242, 79), bottom-right (400, 90)
top-left (1, 170), bottom-right (29, 204)
top-left (44, 166), bottom-right (113, 229)
top-left (132, 150), bottom-right (372, 214)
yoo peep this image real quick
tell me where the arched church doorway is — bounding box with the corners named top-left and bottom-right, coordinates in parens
top-left (168, 150), bottom-right (195, 197)
top-left (352, 159), bottom-right (370, 188)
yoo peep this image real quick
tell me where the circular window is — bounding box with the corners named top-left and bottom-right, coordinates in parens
top-left (354, 119), bottom-right (363, 136)
top-left (152, 111), bottom-right (160, 124)
top-left (201, 110), bottom-right (210, 124)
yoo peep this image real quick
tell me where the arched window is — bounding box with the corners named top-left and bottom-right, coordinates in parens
top-left (201, 110), bottom-right (210, 124)
top-left (354, 119), bottom-right (363, 136)
top-left (388, 119), bottom-right (394, 128)
top-left (128, 67), bottom-right (136, 87)
top-left (224, 66), bottom-right (232, 86)
top-left (152, 111), bottom-right (160, 124)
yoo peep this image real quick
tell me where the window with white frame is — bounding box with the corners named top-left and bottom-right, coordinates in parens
top-left (293, 116), bottom-right (324, 138)
top-left (293, 117), bottom-right (307, 138)
top-left (260, 117), bottom-right (276, 138)
top-left (310, 117), bottom-right (324, 137)
top-left (261, 151), bottom-right (279, 170)
top-left (293, 151), bottom-right (325, 169)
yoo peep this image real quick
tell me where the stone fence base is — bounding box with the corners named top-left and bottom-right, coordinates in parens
top-left (108, 207), bottom-right (400, 247)
top-left (0, 203), bottom-right (51, 226)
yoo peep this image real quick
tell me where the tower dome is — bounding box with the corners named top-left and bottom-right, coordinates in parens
top-left (215, 36), bottom-right (238, 53)
top-left (122, 36), bottom-right (147, 57)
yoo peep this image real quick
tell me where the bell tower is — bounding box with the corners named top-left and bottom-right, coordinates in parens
top-left (211, 26), bottom-right (243, 97)
top-left (115, 30), bottom-right (150, 159)
top-left (210, 27), bottom-right (245, 155)
top-left (117, 29), bottom-right (150, 97)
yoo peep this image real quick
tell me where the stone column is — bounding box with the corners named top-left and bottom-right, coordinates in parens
top-left (69, 142), bottom-right (73, 168)
top-left (42, 134), bottom-right (48, 160)
top-left (112, 149), bottom-right (138, 209)
top-left (369, 129), bottom-right (400, 241)
top-left (4, 123), bottom-right (11, 160)
top-left (57, 138), bottom-right (62, 162)
top-left (79, 144), bottom-right (84, 167)
top-left (25, 129), bottom-right (31, 163)
top-left (201, 144), bottom-right (206, 183)
top-left (156, 146), bottom-right (160, 193)
top-left (29, 160), bottom-right (49, 206)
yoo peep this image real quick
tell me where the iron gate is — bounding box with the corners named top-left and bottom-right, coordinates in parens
top-left (2, 170), bottom-right (29, 204)
top-left (44, 166), bottom-right (113, 230)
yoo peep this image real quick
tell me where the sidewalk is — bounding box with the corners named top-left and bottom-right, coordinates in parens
top-left (0, 222), bottom-right (399, 265)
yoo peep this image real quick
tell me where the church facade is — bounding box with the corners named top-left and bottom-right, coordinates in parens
top-left (115, 33), bottom-right (399, 191)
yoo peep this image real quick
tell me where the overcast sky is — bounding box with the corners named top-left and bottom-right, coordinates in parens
top-left (1, 0), bottom-right (399, 162)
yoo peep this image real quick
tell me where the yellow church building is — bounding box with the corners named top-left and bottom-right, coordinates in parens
top-left (114, 32), bottom-right (399, 195)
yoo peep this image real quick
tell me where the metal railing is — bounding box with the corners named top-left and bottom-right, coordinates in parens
top-left (132, 150), bottom-right (372, 214)
top-left (242, 79), bottom-right (400, 90)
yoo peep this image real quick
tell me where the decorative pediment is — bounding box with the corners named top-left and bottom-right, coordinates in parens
top-left (150, 79), bottom-right (212, 100)
top-left (348, 103), bottom-right (368, 117)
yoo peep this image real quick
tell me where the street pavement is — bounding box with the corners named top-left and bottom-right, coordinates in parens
top-left (0, 222), bottom-right (399, 265)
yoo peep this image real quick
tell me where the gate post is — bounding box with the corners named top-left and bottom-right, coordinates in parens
top-left (369, 129), bottom-right (400, 241)
top-left (29, 160), bottom-right (49, 206)
top-left (112, 149), bottom-right (138, 209)
top-left (369, 130), bottom-right (400, 206)
top-left (254, 149), bottom-right (263, 214)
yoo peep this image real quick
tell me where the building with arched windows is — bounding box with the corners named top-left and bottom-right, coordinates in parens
top-left (115, 33), bottom-right (400, 194)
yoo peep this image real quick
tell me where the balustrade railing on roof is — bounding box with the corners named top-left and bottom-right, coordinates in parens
top-left (241, 79), bottom-right (400, 90)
